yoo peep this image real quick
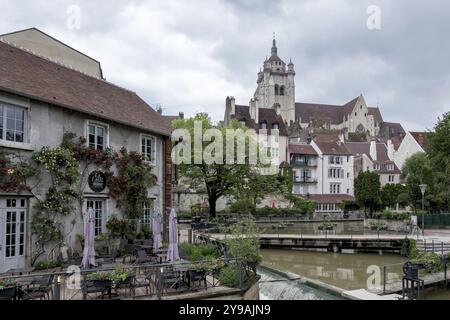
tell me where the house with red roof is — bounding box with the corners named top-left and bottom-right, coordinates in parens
top-left (0, 28), bottom-right (173, 272)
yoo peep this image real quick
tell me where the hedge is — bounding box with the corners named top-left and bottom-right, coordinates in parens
top-left (254, 207), bottom-right (309, 217)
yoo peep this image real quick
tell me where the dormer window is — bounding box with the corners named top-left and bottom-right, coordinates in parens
top-left (373, 163), bottom-right (380, 170)
top-left (272, 123), bottom-right (279, 130)
top-left (260, 121), bottom-right (267, 129)
top-left (386, 164), bottom-right (394, 171)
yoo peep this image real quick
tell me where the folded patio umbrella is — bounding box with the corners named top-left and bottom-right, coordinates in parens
top-left (166, 208), bottom-right (180, 262)
top-left (81, 207), bottom-right (96, 269)
top-left (152, 207), bottom-right (163, 252)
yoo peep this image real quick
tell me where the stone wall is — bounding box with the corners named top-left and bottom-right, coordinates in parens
top-left (364, 218), bottom-right (410, 233)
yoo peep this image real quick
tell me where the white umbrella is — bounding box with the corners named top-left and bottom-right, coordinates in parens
top-left (81, 207), bottom-right (96, 268)
top-left (166, 208), bottom-right (179, 262)
top-left (152, 207), bottom-right (163, 252)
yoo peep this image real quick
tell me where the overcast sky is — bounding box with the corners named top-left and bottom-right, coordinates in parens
top-left (1, 0), bottom-right (449, 131)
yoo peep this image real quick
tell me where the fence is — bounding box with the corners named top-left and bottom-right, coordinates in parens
top-left (418, 213), bottom-right (450, 227)
top-left (0, 258), bottom-right (257, 300)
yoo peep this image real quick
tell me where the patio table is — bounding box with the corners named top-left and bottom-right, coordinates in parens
top-left (5, 267), bottom-right (35, 275)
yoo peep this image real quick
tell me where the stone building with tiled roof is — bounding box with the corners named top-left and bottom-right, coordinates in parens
top-left (0, 29), bottom-right (172, 272)
top-left (223, 37), bottom-right (425, 213)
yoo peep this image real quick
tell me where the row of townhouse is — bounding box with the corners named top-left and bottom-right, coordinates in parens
top-left (0, 28), bottom-right (173, 272)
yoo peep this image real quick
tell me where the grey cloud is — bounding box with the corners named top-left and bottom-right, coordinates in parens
top-left (0, 0), bottom-right (448, 130)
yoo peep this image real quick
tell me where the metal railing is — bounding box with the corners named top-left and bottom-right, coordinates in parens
top-left (416, 240), bottom-right (450, 255)
top-left (0, 258), bottom-right (257, 300)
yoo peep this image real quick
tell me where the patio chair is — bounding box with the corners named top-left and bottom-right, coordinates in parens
top-left (82, 278), bottom-right (113, 300)
top-left (156, 268), bottom-right (187, 295)
top-left (188, 269), bottom-right (207, 290)
top-left (122, 244), bottom-right (137, 263)
top-left (135, 250), bottom-right (157, 265)
top-left (21, 275), bottom-right (54, 300)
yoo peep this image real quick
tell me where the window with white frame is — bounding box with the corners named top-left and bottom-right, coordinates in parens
top-left (328, 168), bottom-right (344, 178)
top-left (88, 122), bottom-right (107, 150)
top-left (330, 183), bottom-right (340, 194)
top-left (388, 175), bottom-right (395, 182)
top-left (373, 163), bottom-right (380, 170)
top-left (141, 135), bottom-right (156, 163)
top-left (142, 200), bottom-right (154, 229)
top-left (0, 102), bottom-right (26, 143)
top-left (386, 164), bottom-right (394, 171)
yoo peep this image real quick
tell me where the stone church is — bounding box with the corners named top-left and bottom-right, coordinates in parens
top-left (224, 37), bottom-right (402, 147)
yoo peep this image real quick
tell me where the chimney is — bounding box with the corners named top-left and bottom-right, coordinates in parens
top-left (226, 96), bottom-right (236, 115)
top-left (387, 139), bottom-right (394, 160)
top-left (273, 103), bottom-right (281, 115)
top-left (178, 112), bottom-right (184, 119)
top-left (250, 98), bottom-right (259, 123)
top-left (370, 139), bottom-right (377, 161)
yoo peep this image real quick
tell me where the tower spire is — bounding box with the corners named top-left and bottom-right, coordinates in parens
top-left (271, 32), bottom-right (277, 56)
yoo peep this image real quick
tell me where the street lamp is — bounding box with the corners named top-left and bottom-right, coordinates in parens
top-left (419, 184), bottom-right (427, 238)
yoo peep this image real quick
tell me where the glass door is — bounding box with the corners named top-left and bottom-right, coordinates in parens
top-left (0, 198), bottom-right (26, 273)
top-left (86, 199), bottom-right (105, 236)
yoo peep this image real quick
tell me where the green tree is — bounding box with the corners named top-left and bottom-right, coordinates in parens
top-left (354, 171), bottom-right (381, 213)
top-left (172, 113), bottom-right (268, 217)
top-left (380, 183), bottom-right (408, 209)
top-left (401, 152), bottom-right (434, 212)
top-left (426, 111), bottom-right (450, 211)
top-left (230, 170), bottom-right (280, 215)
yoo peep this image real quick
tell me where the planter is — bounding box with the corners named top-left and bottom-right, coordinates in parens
top-left (0, 287), bottom-right (16, 300)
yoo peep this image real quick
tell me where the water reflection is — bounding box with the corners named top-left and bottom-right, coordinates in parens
top-left (262, 249), bottom-right (407, 290)
top-left (256, 220), bottom-right (405, 235)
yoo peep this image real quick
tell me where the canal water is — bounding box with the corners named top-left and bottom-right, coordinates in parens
top-left (261, 249), bottom-right (407, 291)
top-left (258, 266), bottom-right (344, 300)
top-left (261, 249), bottom-right (450, 299)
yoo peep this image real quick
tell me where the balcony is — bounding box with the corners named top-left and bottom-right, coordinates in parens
top-left (293, 176), bottom-right (318, 184)
top-left (290, 159), bottom-right (317, 167)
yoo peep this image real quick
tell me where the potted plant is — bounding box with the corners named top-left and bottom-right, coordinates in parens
top-left (0, 279), bottom-right (17, 300)
top-left (109, 268), bottom-right (133, 288)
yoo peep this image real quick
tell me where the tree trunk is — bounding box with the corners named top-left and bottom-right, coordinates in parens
top-left (209, 196), bottom-right (217, 218)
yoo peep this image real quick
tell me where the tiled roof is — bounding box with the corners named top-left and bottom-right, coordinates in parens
top-left (345, 142), bottom-right (400, 173)
top-left (301, 194), bottom-right (354, 203)
top-left (314, 141), bottom-right (353, 155)
top-left (0, 41), bottom-right (172, 136)
top-left (347, 132), bottom-right (367, 142)
top-left (313, 133), bottom-right (340, 142)
top-left (345, 142), bottom-right (389, 162)
top-left (410, 132), bottom-right (427, 149)
top-left (232, 105), bottom-right (288, 136)
top-left (295, 97), bottom-right (359, 125)
top-left (368, 107), bottom-right (383, 124)
top-left (379, 122), bottom-right (406, 150)
top-left (288, 144), bottom-right (317, 155)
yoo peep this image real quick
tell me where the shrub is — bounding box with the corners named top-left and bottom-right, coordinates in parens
top-left (368, 221), bottom-right (387, 230)
top-left (230, 198), bottom-right (254, 216)
top-left (372, 210), bottom-right (409, 220)
top-left (178, 243), bottom-right (220, 261)
top-left (106, 216), bottom-right (134, 239)
top-left (254, 207), bottom-right (307, 217)
top-left (410, 252), bottom-right (443, 273)
top-left (217, 265), bottom-right (241, 287)
top-left (34, 260), bottom-right (61, 270)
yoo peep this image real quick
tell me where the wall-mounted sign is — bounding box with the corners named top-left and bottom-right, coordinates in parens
top-left (88, 171), bottom-right (107, 193)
